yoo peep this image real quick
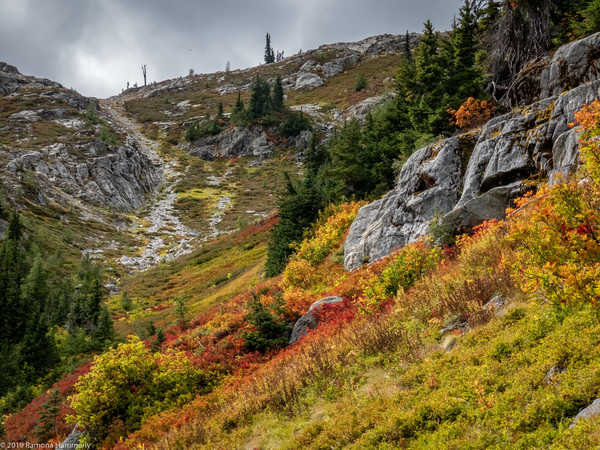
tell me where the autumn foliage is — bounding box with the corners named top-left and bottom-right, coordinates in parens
top-left (448, 97), bottom-right (496, 130)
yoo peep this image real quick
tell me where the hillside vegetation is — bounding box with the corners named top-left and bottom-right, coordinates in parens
top-left (3, 0), bottom-right (600, 448)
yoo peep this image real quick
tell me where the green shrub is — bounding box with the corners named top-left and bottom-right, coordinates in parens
top-left (354, 74), bottom-right (367, 92)
top-left (280, 112), bottom-right (311, 138)
top-left (185, 120), bottom-right (221, 142)
top-left (242, 295), bottom-right (291, 353)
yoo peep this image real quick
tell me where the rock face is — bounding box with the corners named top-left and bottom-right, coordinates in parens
top-left (344, 34), bottom-right (600, 272)
top-left (189, 127), bottom-right (273, 160)
top-left (3, 139), bottom-right (161, 211)
top-left (289, 296), bottom-right (344, 345)
top-left (344, 136), bottom-right (468, 271)
top-left (57, 424), bottom-right (83, 449)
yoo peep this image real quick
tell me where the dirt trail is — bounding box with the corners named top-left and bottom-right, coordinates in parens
top-left (101, 100), bottom-right (199, 271)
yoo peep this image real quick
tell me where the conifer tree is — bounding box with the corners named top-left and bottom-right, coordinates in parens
top-left (34, 388), bottom-right (61, 441)
top-left (404, 30), bottom-right (412, 60)
top-left (272, 75), bottom-right (284, 111)
top-left (264, 33), bottom-right (275, 64)
top-left (452, 0), bottom-right (484, 100)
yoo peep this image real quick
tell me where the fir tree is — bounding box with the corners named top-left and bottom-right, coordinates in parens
top-left (34, 388), bottom-right (61, 441)
top-left (217, 102), bottom-right (224, 119)
top-left (404, 30), bottom-right (412, 60)
top-left (452, 0), bottom-right (484, 100)
top-left (264, 33), bottom-right (275, 64)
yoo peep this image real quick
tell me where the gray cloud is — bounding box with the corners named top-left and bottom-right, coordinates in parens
top-left (0, 0), bottom-right (464, 97)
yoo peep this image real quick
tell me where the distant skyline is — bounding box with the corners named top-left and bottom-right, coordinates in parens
top-left (0, 0), bottom-right (464, 98)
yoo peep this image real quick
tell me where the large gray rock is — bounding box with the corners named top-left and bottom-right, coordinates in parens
top-left (289, 296), bottom-right (344, 344)
top-left (294, 72), bottom-right (324, 90)
top-left (189, 127), bottom-right (273, 160)
top-left (57, 424), bottom-right (83, 449)
top-left (344, 136), bottom-right (468, 271)
top-left (505, 32), bottom-right (600, 107)
top-left (322, 54), bottom-right (360, 78)
top-left (571, 399), bottom-right (600, 428)
top-left (0, 61), bottom-right (64, 96)
top-left (541, 32), bottom-right (600, 99)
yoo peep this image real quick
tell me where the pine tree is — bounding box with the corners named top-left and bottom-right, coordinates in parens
top-left (34, 388), bottom-right (61, 441)
top-left (151, 328), bottom-right (165, 352)
top-left (217, 102), bottom-right (224, 119)
top-left (92, 306), bottom-right (114, 348)
top-left (264, 33), bottom-right (275, 64)
top-left (272, 75), bottom-right (284, 111)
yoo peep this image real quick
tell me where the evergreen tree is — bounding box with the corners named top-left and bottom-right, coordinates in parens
top-left (92, 306), bottom-right (114, 348)
top-left (265, 173), bottom-right (325, 276)
top-left (217, 102), bottom-right (224, 119)
top-left (35, 388), bottom-right (61, 441)
top-left (404, 30), bottom-right (412, 60)
top-left (151, 328), bottom-right (165, 352)
top-left (242, 296), bottom-right (291, 353)
top-left (264, 33), bottom-right (275, 64)
top-left (21, 253), bottom-right (58, 374)
top-left (232, 91), bottom-right (246, 125)
top-left (247, 75), bottom-right (272, 120)
top-left (452, 0), bottom-right (484, 101)
top-left (7, 212), bottom-right (22, 242)
top-left (272, 75), bottom-right (284, 111)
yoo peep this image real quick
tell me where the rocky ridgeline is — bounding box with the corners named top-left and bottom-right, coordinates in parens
top-left (0, 63), bottom-right (161, 212)
top-left (344, 32), bottom-right (600, 271)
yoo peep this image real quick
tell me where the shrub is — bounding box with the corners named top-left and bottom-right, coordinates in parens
top-left (280, 112), bottom-right (311, 138)
top-left (447, 97), bottom-right (495, 130)
top-left (354, 74), bottom-right (367, 92)
top-left (185, 120), bottom-right (221, 142)
top-left (68, 337), bottom-right (214, 446)
top-left (362, 241), bottom-right (442, 310)
top-left (242, 295), bottom-right (291, 353)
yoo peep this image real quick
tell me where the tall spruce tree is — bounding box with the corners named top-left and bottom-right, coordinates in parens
top-left (264, 33), bottom-right (275, 64)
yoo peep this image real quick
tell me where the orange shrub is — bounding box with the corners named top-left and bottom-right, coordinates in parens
top-left (448, 97), bottom-right (496, 130)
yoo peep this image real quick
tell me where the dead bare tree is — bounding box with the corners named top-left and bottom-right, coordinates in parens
top-left (141, 64), bottom-right (147, 86)
top-left (486, 0), bottom-right (552, 99)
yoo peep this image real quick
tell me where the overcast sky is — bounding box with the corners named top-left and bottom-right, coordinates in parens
top-left (0, 0), bottom-right (464, 98)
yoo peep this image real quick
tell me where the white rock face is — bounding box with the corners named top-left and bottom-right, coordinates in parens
top-left (294, 72), bottom-right (324, 90)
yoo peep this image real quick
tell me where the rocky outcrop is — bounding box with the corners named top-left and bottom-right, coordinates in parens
top-left (322, 54), bottom-right (360, 78)
top-left (294, 72), bottom-right (324, 90)
top-left (189, 127), bottom-right (273, 160)
top-left (57, 424), bottom-right (83, 449)
top-left (289, 296), bottom-right (344, 345)
top-left (0, 61), bottom-right (61, 95)
top-left (505, 32), bottom-right (600, 107)
top-left (3, 139), bottom-right (161, 211)
top-left (344, 33), bottom-right (600, 272)
top-left (344, 136), bottom-right (469, 271)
